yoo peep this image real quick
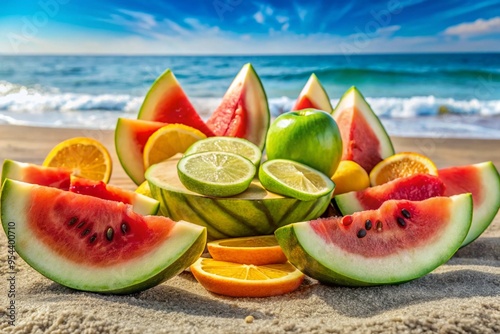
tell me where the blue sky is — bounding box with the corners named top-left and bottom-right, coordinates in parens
top-left (1, 0), bottom-right (499, 54)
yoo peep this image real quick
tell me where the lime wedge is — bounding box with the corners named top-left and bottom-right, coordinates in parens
top-left (185, 137), bottom-right (262, 166)
top-left (177, 152), bottom-right (256, 197)
top-left (259, 159), bottom-right (335, 201)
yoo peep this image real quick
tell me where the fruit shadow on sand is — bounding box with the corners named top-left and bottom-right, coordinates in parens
top-left (25, 272), bottom-right (267, 320)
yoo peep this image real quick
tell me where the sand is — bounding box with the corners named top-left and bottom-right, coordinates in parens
top-left (0, 124), bottom-right (499, 333)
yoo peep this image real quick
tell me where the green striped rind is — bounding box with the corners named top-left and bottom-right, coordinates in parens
top-left (332, 86), bottom-right (395, 159)
top-left (275, 194), bottom-right (472, 286)
top-left (333, 191), bottom-right (365, 215)
top-left (1, 159), bottom-right (25, 187)
top-left (1, 179), bottom-right (207, 294)
top-left (146, 157), bottom-right (331, 240)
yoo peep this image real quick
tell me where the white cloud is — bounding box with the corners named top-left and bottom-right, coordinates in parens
top-left (253, 11), bottom-right (265, 24)
top-left (102, 9), bottom-right (158, 32)
top-left (276, 15), bottom-right (289, 24)
top-left (376, 25), bottom-right (401, 36)
top-left (444, 16), bottom-right (500, 37)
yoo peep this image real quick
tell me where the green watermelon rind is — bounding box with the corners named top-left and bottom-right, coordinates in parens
top-left (1, 179), bottom-right (207, 294)
top-left (332, 191), bottom-right (363, 215)
top-left (137, 68), bottom-right (176, 121)
top-left (275, 194), bottom-right (472, 286)
top-left (1, 159), bottom-right (24, 187)
top-left (332, 86), bottom-right (395, 160)
top-left (294, 73), bottom-right (333, 113)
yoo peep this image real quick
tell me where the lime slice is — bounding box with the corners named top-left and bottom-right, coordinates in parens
top-left (259, 159), bottom-right (335, 201)
top-left (177, 152), bottom-right (256, 197)
top-left (184, 137), bottom-right (262, 166)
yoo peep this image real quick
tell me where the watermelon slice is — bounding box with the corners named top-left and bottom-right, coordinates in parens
top-left (292, 73), bottom-right (333, 112)
top-left (114, 118), bottom-right (166, 185)
top-left (275, 194), bottom-right (472, 286)
top-left (69, 176), bottom-right (159, 216)
top-left (1, 159), bottom-right (71, 190)
top-left (137, 68), bottom-right (214, 137)
top-left (1, 179), bottom-right (206, 294)
top-left (334, 173), bottom-right (445, 215)
top-left (206, 63), bottom-right (270, 150)
top-left (439, 161), bottom-right (500, 247)
top-left (332, 87), bottom-right (394, 172)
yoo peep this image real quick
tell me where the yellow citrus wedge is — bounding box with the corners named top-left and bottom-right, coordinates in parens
top-left (331, 160), bottom-right (370, 195)
top-left (190, 258), bottom-right (304, 298)
top-left (143, 124), bottom-right (206, 170)
top-left (43, 137), bottom-right (112, 182)
top-left (207, 235), bottom-right (287, 266)
top-left (369, 152), bottom-right (438, 186)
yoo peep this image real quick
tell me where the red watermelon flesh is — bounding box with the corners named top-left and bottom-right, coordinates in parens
top-left (206, 64), bottom-right (270, 150)
top-left (1, 159), bottom-right (71, 190)
top-left (438, 161), bottom-right (500, 247)
top-left (137, 69), bottom-right (214, 137)
top-left (334, 173), bottom-right (445, 215)
top-left (332, 87), bottom-right (394, 172)
top-left (293, 96), bottom-right (316, 110)
top-left (114, 118), bottom-right (166, 185)
top-left (275, 194), bottom-right (472, 286)
top-left (292, 74), bottom-right (333, 112)
top-left (1, 179), bottom-right (207, 294)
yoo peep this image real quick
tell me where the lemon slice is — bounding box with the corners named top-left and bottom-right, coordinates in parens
top-left (185, 136), bottom-right (262, 166)
top-left (43, 137), bottom-right (112, 183)
top-left (177, 152), bottom-right (256, 197)
top-left (143, 124), bottom-right (206, 170)
top-left (331, 160), bottom-right (370, 195)
top-left (190, 258), bottom-right (304, 298)
top-left (369, 152), bottom-right (438, 186)
top-left (258, 159), bottom-right (334, 201)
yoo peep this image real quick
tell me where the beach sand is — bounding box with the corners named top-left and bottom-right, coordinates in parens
top-left (0, 124), bottom-right (499, 333)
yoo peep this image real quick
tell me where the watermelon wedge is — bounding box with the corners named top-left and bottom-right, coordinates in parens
top-left (114, 118), bottom-right (166, 185)
top-left (334, 173), bottom-right (445, 215)
top-left (1, 159), bottom-right (71, 190)
top-left (439, 161), bottom-right (500, 247)
top-left (69, 176), bottom-right (159, 216)
top-left (206, 63), bottom-right (270, 150)
top-left (292, 73), bottom-right (333, 112)
top-left (275, 194), bottom-right (472, 286)
top-left (137, 68), bottom-right (214, 137)
top-left (1, 179), bottom-right (206, 294)
top-left (332, 87), bottom-right (394, 172)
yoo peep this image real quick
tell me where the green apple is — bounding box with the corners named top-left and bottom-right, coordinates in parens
top-left (265, 109), bottom-right (343, 177)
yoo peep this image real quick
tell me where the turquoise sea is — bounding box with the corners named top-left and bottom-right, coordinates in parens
top-left (1, 53), bottom-right (499, 138)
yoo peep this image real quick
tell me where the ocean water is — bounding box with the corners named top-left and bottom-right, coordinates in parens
top-left (1, 54), bottom-right (499, 138)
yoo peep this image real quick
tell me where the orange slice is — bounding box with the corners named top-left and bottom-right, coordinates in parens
top-left (143, 124), bottom-right (206, 169)
top-left (369, 152), bottom-right (438, 186)
top-left (190, 258), bottom-right (304, 298)
top-left (207, 235), bottom-right (287, 266)
top-left (43, 137), bottom-right (112, 183)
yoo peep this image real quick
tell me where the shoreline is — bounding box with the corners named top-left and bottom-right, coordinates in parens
top-left (0, 123), bottom-right (499, 333)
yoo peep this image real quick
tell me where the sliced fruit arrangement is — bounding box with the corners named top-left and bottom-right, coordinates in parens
top-left (1, 159), bottom-right (71, 190)
top-left (439, 162), bottom-right (500, 247)
top-left (332, 87), bottom-right (394, 173)
top-left (146, 155), bottom-right (331, 240)
top-left (143, 124), bottom-right (206, 170)
top-left (276, 194), bottom-right (472, 286)
top-left (190, 258), bottom-right (304, 298)
top-left (334, 173), bottom-right (445, 215)
top-left (292, 73), bottom-right (333, 112)
top-left (258, 159), bottom-right (335, 201)
top-left (43, 137), bottom-right (112, 183)
top-left (1, 179), bottom-right (206, 294)
top-left (206, 63), bottom-right (270, 150)
top-left (207, 235), bottom-right (287, 266)
top-left (114, 118), bottom-right (166, 185)
top-left (137, 68), bottom-right (215, 137)
top-left (69, 176), bottom-right (159, 216)
top-left (369, 151), bottom-right (438, 186)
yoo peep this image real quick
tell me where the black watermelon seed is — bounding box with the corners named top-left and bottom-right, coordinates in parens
top-left (121, 222), bottom-right (129, 234)
top-left (376, 220), bottom-right (383, 231)
top-left (365, 219), bottom-right (372, 230)
top-left (357, 229), bottom-right (367, 238)
top-left (68, 217), bottom-right (78, 226)
top-left (106, 227), bottom-right (114, 241)
top-left (397, 217), bottom-right (407, 227)
top-left (81, 228), bottom-right (91, 237)
top-left (89, 233), bottom-right (97, 243)
top-left (401, 208), bottom-right (411, 219)
top-left (76, 221), bottom-right (86, 229)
